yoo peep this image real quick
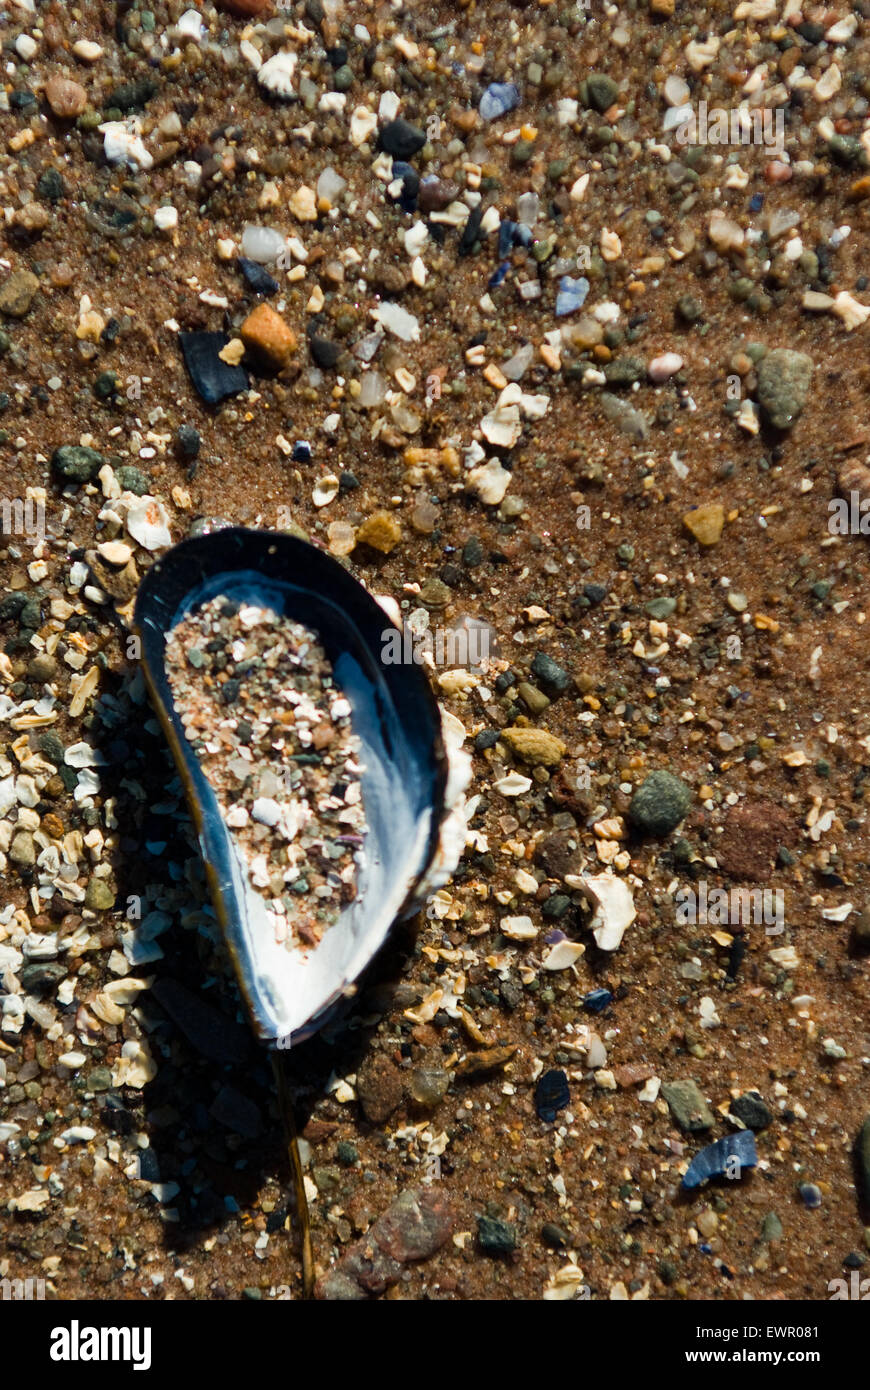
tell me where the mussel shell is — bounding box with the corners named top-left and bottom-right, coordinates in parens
top-left (133, 528), bottom-right (449, 1045)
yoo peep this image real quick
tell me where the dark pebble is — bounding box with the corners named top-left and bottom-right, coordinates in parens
top-left (176, 423), bottom-right (201, 459)
top-left (535, 1068), bottom-right (570, 1123)
top-left (730, 1090), bottom-right (773, 1132)
top-left (530, 650), bottom-right (570, 694)
top-left (52, 444), bottom-right (104, 483)
top-left (477, 1214), bottom-right (518, 1255)
top-left (179, 331), bottom-right (248, 405)
top-left (378, 119), bottom-right (426, 161)
top-left (474, 729), bottom-right (500, 752)
top-left (237, 257), bottom-right (279, 296)
top-left (309, 335), bottom-right (342, 369)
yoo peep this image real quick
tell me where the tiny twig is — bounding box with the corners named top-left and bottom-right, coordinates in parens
top-left (271, 1051), bottom-right (315, 1299)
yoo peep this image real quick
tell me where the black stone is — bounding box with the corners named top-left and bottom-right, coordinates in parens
top-left (37, 168), bottom-right (65, 203)
top-left (237, 257), bottom-right (279, 296)
top-left (378, 118), bottom-right (426, 161)
top-left (179, 331), bottom-right (248, 405)
top-left (531, 650), bottom-right (571, 694)
top-left (462, 536), bottom-right (485, 568)
top-left (107, 78), bottom-right (159, 112)
top-left (535, 1068), bottom-right (570, 1123)
top-left (459, 203), bottom-right (484, 257)
top-left (309, 335), bottom-right (342, 369)
top-left (583, 583), bottom-right (608, 606)
top-left (730, 1091), bottom-right (773, 1132)
top-left (477, 1215), bottom-right (518, 1255)
top-left (473, 729), bottom-right (500, 752)
top-left (176, 423), bottom-right (201, 459)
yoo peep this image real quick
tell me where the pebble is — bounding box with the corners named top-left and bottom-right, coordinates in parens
top-left (479, 83), bottom-right (521, 122)
top-left (378, 119), bottom-right (426, 161)
top-left (52, 444), bottom-right (103, 483)
top-left (237, 258), bottom-right (279, 296)
top-left (240, 303), bottom-right (297, 370)
top-left (317, 1187), bottom-right (453, 1299)
top-left (530, 651), bottom-right (570, 695)
top-left (586, 72), bottom-right (619, 112)
top-left (477, 1214), bottom-right (518, 1254)
top-left (180, 331), bottom-right (249, 403)
top-left (176, 424), bottom-right (201, 459)
top-left (648, 352), bottom-right (683, 383)
top-left (555, 276), bottom-right (590, 317)
top-left (661, 1079), bottom-right (715, 1133)
top-left (408, 1067), bottom-right (450, 1109)
top-left (798, 1182), bottom-right (823, 1210)
top-left (240, 225), bottom-right (286, 264)
top-left (355, 511), bottom-right (402, 554)
top-left (0, 270), bottom-right (39, 319)
top-left (535, 1068), bottom-right (571, 1122)
top-left (756, 348), bottom-right (814, 430)
top-left (44, 76), bottom-right (88, 119)
top-left (501, 727), bottom-right (565, 767)
top-left (682, 502), bottom-right (725, 547)
top-left (598, 392), bottom-right (650, 440)
top-left (629, 770), bottom-right (692, 837)
top-left (84, 878), bottom-right (115, 911)
top-left (356, 1054), bottom-right (404, 1124)
top-left (731, 1092), bottom-right (773, 1132)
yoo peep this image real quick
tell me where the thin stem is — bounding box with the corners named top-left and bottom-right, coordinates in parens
top-left (271, 1051), bottom-right (315, 1299)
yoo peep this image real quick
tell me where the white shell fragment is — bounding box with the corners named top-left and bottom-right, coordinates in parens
top-left (571, 872), bottom-right (637, 951)
top-left (125, 496), bottom-right (172, 551)
top-left (257, 51), bottom-right (298, 99)
top-left (542, 940), bottom-right (586, 971)
top-left (465, 460), bottom-right (512, 505)
top-left (373, 301), bottom-right (420, 342)
top-left (100, 120), bottom-right (153, 172)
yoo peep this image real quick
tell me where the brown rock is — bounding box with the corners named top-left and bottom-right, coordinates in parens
top-left (240, 303), bottom-right (297, 370)
top-left (682, 502), bottom-right (725, 547)
top-left (0, 269), bottom-right (39, 319)
top-left (355, 511), bottom-right (402, 554)
top-left (650, 0), bottom-right (675, 12)
top-left (356, 1053), bottom-right (404, 1124)
top-left (534, 828), bottom-right (583, 881)
top-left (612, 1063), bottom-right (656, 1089)
top-left (217, 0), bottom-right (272, 14)
top-left (717, 799), bottom-right (797, 880)
top-left (454, 1044), bottom-right (518, 1077)
top-left (316, 1186), bottom-right (454, 1300)
top-left (501, 727), bottom-right (565, 768)
top-left (44, 76), bottom-right (88, 119)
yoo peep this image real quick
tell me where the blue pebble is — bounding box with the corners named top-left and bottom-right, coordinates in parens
top-left (798, 1182), bottom-right (822, 1209)
top-left (535, 1068), bottom-right (570, 1123)
top-left (682, 1130), bottom-right (758, 1190)
top-left (292, 440), bottom-right (312, 462)
top-left (488, 261), bottom-right (511, 289)
top-left (513, 223), bottom-right (533, 248)
top-left (498, 220), bottom-right (516, 258)
top-left (749, 193), bottom-right (764, 213)
top-left (479, 82), bottom-right (521, 121)
top-left (583, 988), bottom-right (612, 1014)
top-left (555, 275), bottom-right (590, 317)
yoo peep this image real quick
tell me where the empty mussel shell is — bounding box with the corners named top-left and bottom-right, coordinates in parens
top-left (133, 528), bottom-right (465, 1046)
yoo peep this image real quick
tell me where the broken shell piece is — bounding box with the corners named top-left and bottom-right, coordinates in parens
top-left (100, 120), bottom-right (153, 172)
top-left (542, 940), bottom-right (585, 971)
top-left (832, 291), bottom-right (870, 331)
top-left (500, 915), bottom-right (538, 941)
top-left (125, 496), bottom-right (172, 552)
top-left (312, 474), bottom-right (339, 507)
top-left (466, 459), bottom-right (511, 505)
top-left (571, 871), bottom-right (636, 951)
top-left (257, 50), bottom-right (298, 98)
